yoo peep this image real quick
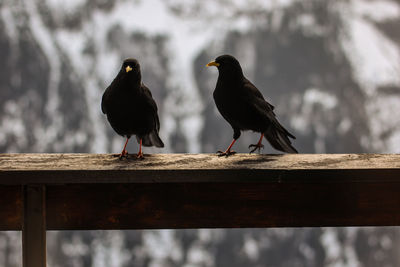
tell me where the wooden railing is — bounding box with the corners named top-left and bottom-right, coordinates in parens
top-left (1, 153), bottom-right (400, 267)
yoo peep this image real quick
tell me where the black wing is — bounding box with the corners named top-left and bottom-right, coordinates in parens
top-left (243, 78), bottom-right (274, 111)
top-left (101, 75), bottom-right (120, 114)
top-left (141, 83), bottom-right (159, 129)
top-left (242, 80), bottom-right (297, 153)
top-left (138, 84), bottom-right (164, 147)
top-left (101, 85), bottom-right (111, 114)
top-left (242, 80), bottom-right (295, 139)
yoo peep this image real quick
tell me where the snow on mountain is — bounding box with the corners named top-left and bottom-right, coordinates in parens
top-left (1, 0), bottom-right (400, 266)
top-left (339, 0), bottom-right (400, 152)
top-left (2, 0), bottom-right (399, 153)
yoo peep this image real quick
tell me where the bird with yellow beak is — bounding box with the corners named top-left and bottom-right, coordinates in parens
top-left (101, 58), bottom-right (164, 159)
top-left (206, 54), bottom-right (297, 156)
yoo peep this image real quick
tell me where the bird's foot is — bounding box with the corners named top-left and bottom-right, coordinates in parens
top-left (136, 152), bottom-right (144, 160)
top-left (217, 150), bottom-right (236, 157)
top-left (249, 143), bottom-right (264, 154)
top-left (114, 150), bottom-right (129, 160)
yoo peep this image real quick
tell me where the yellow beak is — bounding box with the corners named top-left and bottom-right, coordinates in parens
top-left (125, 66), bottom-right (133, 73)
top-left (206, 61), bottom-right (220, 67)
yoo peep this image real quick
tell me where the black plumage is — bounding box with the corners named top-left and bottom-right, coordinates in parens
top-left (206, 54), bottom-right (297, 156)
top-left (101, 58), bottom-right (164, 159)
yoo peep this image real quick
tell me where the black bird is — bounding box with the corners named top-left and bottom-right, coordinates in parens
top-left (206, 54), bottom-right (297, 156)
top-left (101, 58), bottom-right (164, 159)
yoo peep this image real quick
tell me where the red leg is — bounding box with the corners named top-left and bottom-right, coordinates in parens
top-left (115, 137), bottom-right (130, 159)
top-left (136, 138), bottom-right (144, 159)
top-left (249, 133), bottom-right (264, 154)
top-left (217, 139), bottom-right (237, 157)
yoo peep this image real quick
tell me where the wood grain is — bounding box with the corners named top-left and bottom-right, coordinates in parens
top-left (0, 153), bottom-right (399, 230)
top-left (1, 153), bottom-right (400, 170)
top-left (46, 182), bottom-right (400, 230)
top-left (0, 153), bottom-right (399, 184)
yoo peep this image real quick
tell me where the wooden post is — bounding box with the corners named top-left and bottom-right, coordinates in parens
top-left (22, 185), bottom-right (46, 267)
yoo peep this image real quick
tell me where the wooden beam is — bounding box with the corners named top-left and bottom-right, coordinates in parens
top-left (45, 181), bottom-right (400, 230)
top-left (0, 153), bottom-right (400, 184)
top-left (22, 185), bottom-right (46, 267)
top-left (0, 154), bottom-right (399, 230)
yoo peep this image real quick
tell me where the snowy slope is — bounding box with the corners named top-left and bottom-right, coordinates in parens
top-left (1, 0), bottom-right (400, 266)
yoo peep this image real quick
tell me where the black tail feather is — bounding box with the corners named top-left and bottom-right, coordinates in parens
top-left (137, 130), bottom-right (164, 148)
top-left (264, 125), bottom-right (298, 153)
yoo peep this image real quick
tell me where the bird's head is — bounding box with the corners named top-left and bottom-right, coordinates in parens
top-left (121, 58), bottom-right (141, 76)
top-left (206, 54), bottom-right (243, 76)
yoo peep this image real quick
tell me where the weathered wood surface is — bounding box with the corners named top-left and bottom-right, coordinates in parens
top-left (46, 181), bottom-right (400, 229)
top-left (1, 153), bottom-right (400, 170)
top-left (0, 153), bottom-right (400, 230)
top-left (0, 153), bottom-right (400, 184)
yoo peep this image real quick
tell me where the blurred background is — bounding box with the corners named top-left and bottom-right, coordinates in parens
top-left (1, 0), bottom-right (400, 266)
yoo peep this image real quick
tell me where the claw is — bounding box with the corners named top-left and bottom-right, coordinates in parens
top-left (249, 134), bottom-right (265, 154)
top-left (217, 150), bottom-right (237, 157)
top-left (135, 138), bottom-right (144, 159)
top-left (217, 139), bottom-right (238, 157)
top-left (248, 143), bottom-right (264, 154)
top-left (115, 137), bottom-right (130, 159)
top-left (136, 152), bottom-right (144, 160)
top-left (114, 150), bottom-right (128, 160)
